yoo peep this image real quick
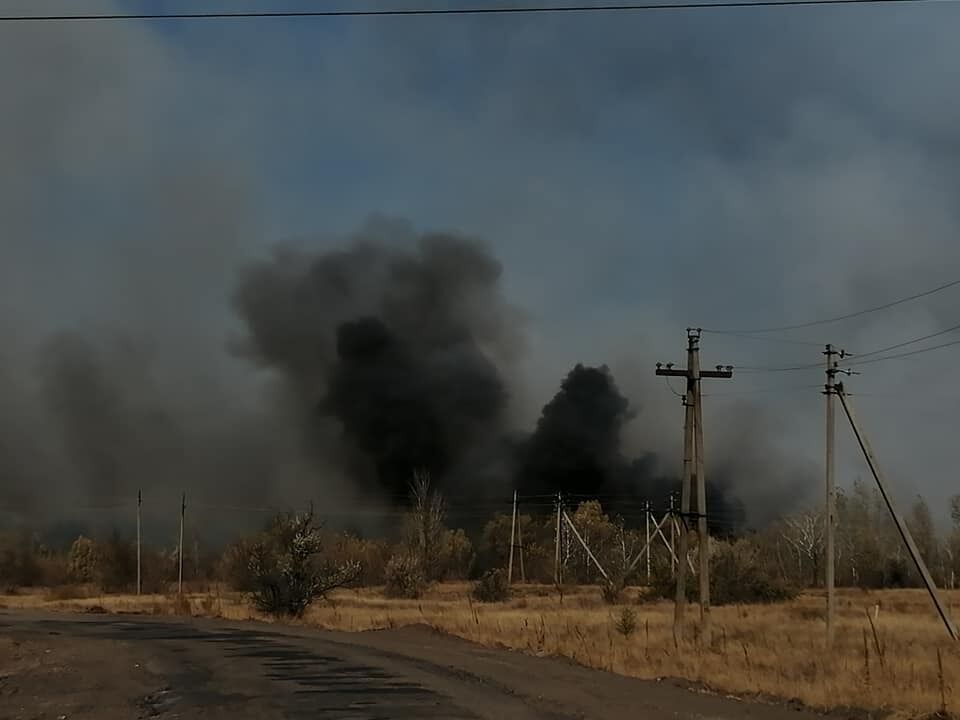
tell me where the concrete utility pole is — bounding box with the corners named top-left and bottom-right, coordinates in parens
top-left (517, 516), bottom-right (526, 583)
top-left (645, 500), bottom-right (652, 583)
top-left (508, 491), bottom-right (518, 584)
top-left (657, 328), bottom-right (732, 642)
top-left (178, 491), bottom-right (186, 596)
top-left (835, 385), bottom-right (959, 641)
top-left (554, 492), bottom-right (563, 587)
top-left (824, 344), bottom-right (839, 648)
top-left (669, 494), bottom-right (676, 578)
top-left (136, 489), bottom-right (142, 596)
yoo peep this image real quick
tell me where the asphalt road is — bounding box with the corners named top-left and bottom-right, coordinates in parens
top-left (0, 611), bottom-right (828, 720)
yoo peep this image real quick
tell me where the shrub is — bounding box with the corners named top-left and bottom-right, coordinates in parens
top-left (219, 538), bottom-right (259, 592)
top-left (247, 509), bottom-right (361, 617)
top-left (68, 536), bottom-right (99, 583)
top-left (0, 531), bottom-right (42, 590)
top-left (601, 575), bottom-right (625, 604)
top-left (437, 528), bottom-right (475, 580)
top-left (384, 553), bottom-right (427, 599)
top-left (614, 607), bottom-right (637, 638)
top-left (471, 568), bottom-right (510, 603)
top-left (643, 540), bottom-right (797, 605)
top-left (711, 541), bottom-right (797, 605)
top-left (97, 531), bottom-right (137, 593)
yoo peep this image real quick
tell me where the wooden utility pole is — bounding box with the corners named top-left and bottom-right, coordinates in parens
top-left (178, 491), bottom-right (185, 596)
top-left (657, 329), bottom-right (732, 641)
top-left (508, 491), bottom-right (518, 584)
top-left (824, 344), bottom-right (839, 647)
top-left (835, 385), bottom-right (959, 641)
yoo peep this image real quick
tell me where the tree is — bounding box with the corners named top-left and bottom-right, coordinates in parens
top-left (780, 509), bottom-right (824, 587)
top-left (406, 469), bottom-right (446, 582)
top-left (248, 508), bottom-right (360, 617)
top-left (907, 495), bottom-right (942, 585)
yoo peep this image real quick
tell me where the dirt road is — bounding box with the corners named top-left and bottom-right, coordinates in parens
top-left (0, 610), bottom-right (827, 720)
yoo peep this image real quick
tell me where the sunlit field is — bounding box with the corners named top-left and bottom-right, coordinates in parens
top-left (3, 582), bottom-right (958, 718)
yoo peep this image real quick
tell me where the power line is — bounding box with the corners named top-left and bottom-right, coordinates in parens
top-left (703, 277), bottom-right (960, 335)
top-left (851, 321), bottom-right (960, 359)
top-left (703, 383), bottom-right (823, 396)
top-left (700, 330), bottom-right (826, 347)
top-left (844, 337), bottom-right (960, 366)
top-left (0, 0), bottom-right (947, 22)
top-left (733, 362), bottom-right (823, 373)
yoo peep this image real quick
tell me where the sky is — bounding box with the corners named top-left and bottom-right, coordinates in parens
top-left (2, 0), bottom-right (960, 535)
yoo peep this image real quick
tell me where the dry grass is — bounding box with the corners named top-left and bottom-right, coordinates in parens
top-left (3, 583), bottom-right (958, 718)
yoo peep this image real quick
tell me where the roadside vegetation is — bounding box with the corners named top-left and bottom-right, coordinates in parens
top-left (3, 480), bottom-right (960, 717)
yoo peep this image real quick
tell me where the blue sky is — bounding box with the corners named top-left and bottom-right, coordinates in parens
top-left (4, 0), bottom-right (960, 522)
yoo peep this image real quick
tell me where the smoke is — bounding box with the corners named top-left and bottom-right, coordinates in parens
top-left (0, 7), bottom-right (855, 535)
top-left (232, 219), bottom-right (519, 501)
top-left (516, 364), bottom-right (745, 531)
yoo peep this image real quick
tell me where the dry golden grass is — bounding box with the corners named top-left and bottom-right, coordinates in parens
top-left (3, 583), bottom-right (958, 718)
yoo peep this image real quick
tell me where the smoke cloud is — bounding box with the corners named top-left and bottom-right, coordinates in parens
top-left (11, 2), bottom-right (945, 535)
top-left (232, 221), bottom-right (518, 502)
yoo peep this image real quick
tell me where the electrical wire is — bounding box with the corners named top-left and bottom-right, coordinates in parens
top-left (0, 0), bottom-right (948, 21)
top-left (732, 362), bottom-right (823, 373)
top-left (703, 383), bottom-right (823, 396)
top-left (700, 330), bottom-right (826, 347)
top-left (702, 277), bottom-right (960, 335)
top-left (849, 321), bottom-right (960, 359)
top-left (844, 336), bottom-right (960, 366)
top-left (664, 376), bottom-right (684, 397)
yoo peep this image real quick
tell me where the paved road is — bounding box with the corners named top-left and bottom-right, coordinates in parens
top-left (0, 611), bottom-right (827, 720)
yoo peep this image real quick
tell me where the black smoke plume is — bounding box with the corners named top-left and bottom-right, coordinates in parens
top-left (233, 220), bottom-right (518, 501)
top-left (515, 364), bottom-right (744, 532)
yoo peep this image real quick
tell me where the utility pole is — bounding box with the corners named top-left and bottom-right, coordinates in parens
top-left (824, 344), bottom-right (839, 648)
top-left (554, 492), bottom-right (563, 587)
top-left (657, 328), bottom-right (732, 641)
top-left (508, 490), bottom-right (518, 584)
top-left (835, 385), bottom-right (959, 641)
top-left (178, 491), bottom-right (185, 596)
top-left (645, 501), bottom-right (652, 583)
top-left (692, 363), bottom-right (711, 641)
top-left (517, 517), bottom-right (526, 583)
top-left (669, 494), bottom-right (676, 578)
top-left (136, 489), bottom-right (142, 596)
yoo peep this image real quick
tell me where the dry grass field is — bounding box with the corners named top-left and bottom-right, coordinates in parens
top-left (2, 583), bottom-right (958, 718)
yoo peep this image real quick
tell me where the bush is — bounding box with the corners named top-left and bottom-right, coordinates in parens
top-left (643, 540), bottom-right (797, 605)
top-left (68, 536), bottom-right (99, 583)
top-left (219, 539), bottom-right (259, 592)
top-left (601, 575), bottom-right (625, 604)
top-left (614, 606), bottom-right (637, 638)
top-left (711, 541), bottom-right (797, 604)
top-left (471, 568), bottom-right (510, 603)
top-left (247, 509), bottom-right (361, 617)
top-left (384, 553), bottom-right (427, 599)
top-left (98, 532), bottom-right (137, 593)
top-left (0, 531), bottom-right (42, 590)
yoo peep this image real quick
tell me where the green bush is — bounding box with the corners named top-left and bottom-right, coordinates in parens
top-left (613, 607), bottom-right (637, 638)
top-left (471, 568), bottom-right (510, 603)
top-left (68, 536), bottom-right (99, 583)
top-left (383, 553), bottom-right (427, 599)
top-left (643, 540), bottom-right (796, 605)
top-left (247, 509), bottom-right (360, 617)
